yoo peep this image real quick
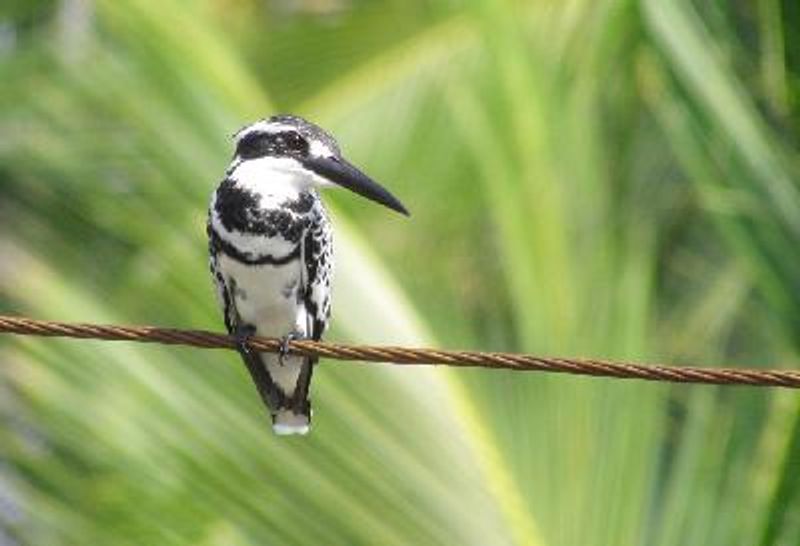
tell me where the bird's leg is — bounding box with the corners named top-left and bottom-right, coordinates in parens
top-left (278, 331), bottom-right (303, 366)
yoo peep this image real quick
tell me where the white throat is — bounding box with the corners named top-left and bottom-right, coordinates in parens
top-left (228, 156), bottom-right (331, 208)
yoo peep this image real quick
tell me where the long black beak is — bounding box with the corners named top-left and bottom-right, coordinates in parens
top-left (302, 156), bottom-right (409, 216)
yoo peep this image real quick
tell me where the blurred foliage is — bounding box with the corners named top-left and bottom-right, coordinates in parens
top-left (1, 0), bottom-right (799, 544)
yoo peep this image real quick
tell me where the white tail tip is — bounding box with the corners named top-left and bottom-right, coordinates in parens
top-left (273, 423), bottom-right (310, 436)
top-left (272, 410), bottom-right (310, 436)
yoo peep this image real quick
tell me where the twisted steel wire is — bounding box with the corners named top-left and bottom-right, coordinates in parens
top-left (1, 314), bottom-right (799, 388)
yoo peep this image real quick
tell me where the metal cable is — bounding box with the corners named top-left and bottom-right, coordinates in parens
top-left (0, 314), bottom-right (798, 388)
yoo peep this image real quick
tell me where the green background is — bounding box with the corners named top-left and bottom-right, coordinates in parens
top-left (1, 0), bottom-right (799, 544)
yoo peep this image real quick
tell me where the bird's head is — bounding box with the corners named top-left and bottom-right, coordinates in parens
top-left (228, 115), bottom-right (409, 216)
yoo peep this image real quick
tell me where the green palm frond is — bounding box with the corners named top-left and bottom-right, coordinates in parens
top-left (1, 0), bottom-right (798, 544)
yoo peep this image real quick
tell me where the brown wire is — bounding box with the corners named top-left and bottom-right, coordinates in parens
top-left (0, 314), bottom-right (798, 388)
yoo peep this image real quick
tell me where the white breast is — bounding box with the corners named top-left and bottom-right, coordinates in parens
top-left (217, 253), bottom-right (310, 394)
top-left (217, 253), bottom-right (309, 338)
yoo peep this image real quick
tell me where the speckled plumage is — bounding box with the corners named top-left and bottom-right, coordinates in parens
top-left (207, 114), bottom-right (406, 436)
top-left (207, 116), bottom-right (335, 435)
top-left (208, 187), bottom-right (332, 334)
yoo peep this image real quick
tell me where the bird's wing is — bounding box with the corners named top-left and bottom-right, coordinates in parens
top-left (301, 202), bottom-right (333, 342)
top-left (277, 202), bottom-right (332, 421)
top-left (207, 223), bottom-right (236, 333)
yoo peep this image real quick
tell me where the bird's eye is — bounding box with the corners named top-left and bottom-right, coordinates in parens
top-left (281, 131), bottom-right (309, 155)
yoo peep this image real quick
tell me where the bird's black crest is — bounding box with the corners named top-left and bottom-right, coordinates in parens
top-left (234, 114), bottom-right (341, 159)
top-left (268, 114), bottom-right (339, 154)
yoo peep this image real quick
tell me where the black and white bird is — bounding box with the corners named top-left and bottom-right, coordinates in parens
top-left (207, 115), bottom-right (408, 435)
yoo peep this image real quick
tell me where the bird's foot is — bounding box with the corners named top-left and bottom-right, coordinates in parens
top-left (234, 323), bottom-right (257, 358)
top-left (278, 331), bottom-right (304, 366)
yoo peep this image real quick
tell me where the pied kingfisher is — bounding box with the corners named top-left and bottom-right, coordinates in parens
top-left (207, 115), bottom-right (408, 435)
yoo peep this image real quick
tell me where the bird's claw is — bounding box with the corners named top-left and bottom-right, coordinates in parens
top-left (278, 332), bottom-right (302, 366)
top-left (234, 324), bottom-right (257, 357)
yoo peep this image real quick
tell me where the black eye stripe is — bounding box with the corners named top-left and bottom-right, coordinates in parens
top-left (236, 132), bottom-right (269, 159)
top-left (236, 130), bottom-right (309, 159)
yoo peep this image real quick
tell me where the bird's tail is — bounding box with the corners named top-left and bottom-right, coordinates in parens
top-left (272, 405), bottom-right (311, 436)
top-left (238, 348), bottom-right (315, 436)
top-left (266, 354), bottom-right (315, 436)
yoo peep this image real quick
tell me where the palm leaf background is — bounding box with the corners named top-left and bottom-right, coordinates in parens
top-left (1, 0), bottom-right (798, 544)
